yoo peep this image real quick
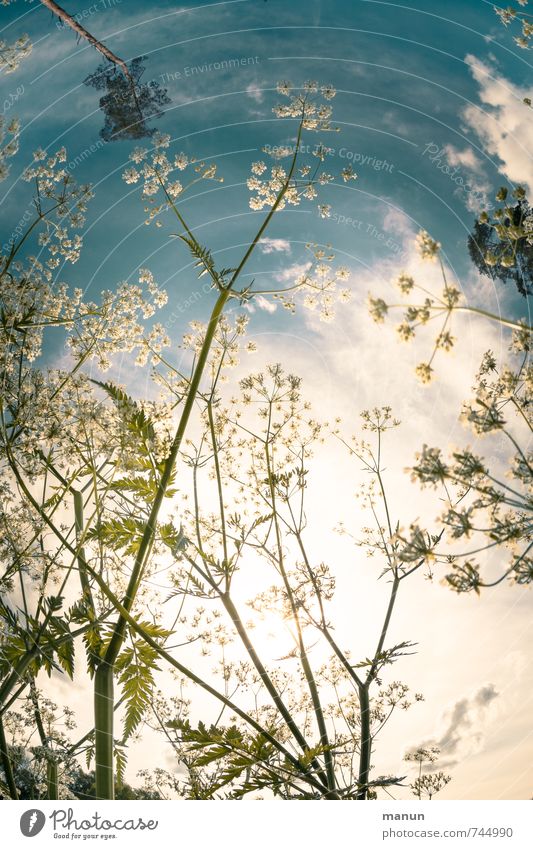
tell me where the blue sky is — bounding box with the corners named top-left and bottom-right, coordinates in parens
top-left (1, 0), bottom-right (533, 800)
top-left (1, 0), bottom-right (531, 328)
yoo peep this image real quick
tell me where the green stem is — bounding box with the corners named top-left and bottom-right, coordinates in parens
top-left (366, 574), bottom-right (400, 686)
top-left (94, 662), bottom-right (114, 800)
top-left (207, 401), bottom-right (229, 576)
top-left (103, 287), bottom-right (230, 668)
top-left (264, 434), bottom-right (336, 795)
top-left (30, 679), bottom-right (58, 800)
top-left (74, 492), bottom-right (95, 605)
top-left (356, 684), bottom-right (371, 800)
top-left (219, 592), bottom-right (329, 789)
top-left (94, 123), bottom-right (307, 797)
top-left (82, 560), bottom-right (328, 795)
top-left (93, 287), bottom-right (231, 799)
top-left (0, 713), bottom-right (18, 799)
top-left (46, 760), bottom-right (59, 800)
top-left (388, 303), bottom-right (532, 334)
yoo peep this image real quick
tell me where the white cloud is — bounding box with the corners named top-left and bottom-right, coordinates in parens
top-left (407, 684), bottom-right (500, 770)
top-left (273, 260), bottom-right (312, 283)
top-left (463, 54), bottom-right (533, 195)
top-left (244, 293), bottom-right (277, 314)
top-left (255, 294), bottom-right (277, 313)
top-left (246, 83), bottom-right (264, 103)
top-left (259, 237), bottom-right (292, 254)
top-left (443, 144), bottom-right (485, 174)
top-left (442, 144), bottom-right (492, 212)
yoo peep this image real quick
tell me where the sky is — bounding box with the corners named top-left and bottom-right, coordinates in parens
top-left (1, 0), bottom-right (532, 800)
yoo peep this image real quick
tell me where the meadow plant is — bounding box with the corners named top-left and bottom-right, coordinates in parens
top-left (0, 64), bottom-right (528, 803)
top-left (0, 81), bottom-right (375, 800)
top-left (371, 228), bottom-right (532, 594)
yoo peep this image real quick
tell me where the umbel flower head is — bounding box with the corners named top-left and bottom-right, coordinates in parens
top-left (122, 133), bottom-right (223, 227)
top-left (255, 242), bottom-right (352, 323)
top-left (248, 81), bottom-right (356, 215)
top-left (415, 229), bottom-right (441, 261)
top-left (367, 230), bottom-right (464, 383)
top-left (0, 32), bottom-right (32, 74)
top-left (0, 115), bottom-right (20, 182)
top-left (22, 146), bottom-right (94, 270)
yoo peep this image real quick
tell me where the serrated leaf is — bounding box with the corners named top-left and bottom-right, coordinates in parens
top-left (85, 517), bottom-right (146, 556)
top-left (117, 641), bottom-right (159, 740)
top-left (91, 380), bottom-right (134, 410)
top-left (159, 522), bottom-right (188, 553)
top-left (114, 745), bottom-right (128, 787)
top-left (111, 475), bottom-right (158, 501)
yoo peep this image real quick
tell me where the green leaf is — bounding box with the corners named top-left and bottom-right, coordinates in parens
top-left (114, 745), bottom-right (128, 787)
top-left (85, 517), bottom-right (146, 556)
top-left (159, 522), bottom-right (188, 553)
top-left (90, 380), bottom-right (134, 410)
top-left (117, 641), bottom-right (160, 740)
top-left (111, 475), bottom-right (158, 502)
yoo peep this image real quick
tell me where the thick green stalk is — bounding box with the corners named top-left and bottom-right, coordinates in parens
top-left (73, 491), bottom-right (90, 603)
top-left (103, 287), bottom-right (230, 666)
top-left (46, 759), bottom-right (58, 800)
top-left (0, 714), bottom-right (18, 799)
top-left (356, 684), bottom-right (371, 800)
top-left (94, 662), bottom-right (114, 799)
top-left (94, 286), bottom-right (231, 799)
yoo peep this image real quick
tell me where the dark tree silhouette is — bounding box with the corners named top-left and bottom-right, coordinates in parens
top-left (69, 767), bottom-right (161, 800)
top-left (467, 188), bottom-right (533, 298)
top-left (0, 745), bottom-right (161, 800)
top-left (84, 57), bottom-right (171, 142)
top-left (35, 3), bottom-right (170, 142)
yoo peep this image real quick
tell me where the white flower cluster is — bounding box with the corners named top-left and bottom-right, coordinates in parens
top-left (273, 244), bottom-right (351, 323)
top-left (415, 228), bottom-right (441, 261)
top-left (65, 268), bottom-right (170, 370)
top-left (0, 257), bottom-right (169, 374)
top-left (0, 115), bottom-right (20, 182)
top-left (274, 80), bottom-right (337, 130)
top-left (0, 32), bottom-right (32, 74)
top-left (181, 313), bottom-right (250, 372)
top-left (122, 134), bottom-right (223, 226)
top-left (247, 82), bottom-right (356, 215)
top-left (247, 160), bottom-right (310, 211)
top-left (22, 147), bottom-right (93, 269)
top-left (0, 256), bottom-right (74, 365)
